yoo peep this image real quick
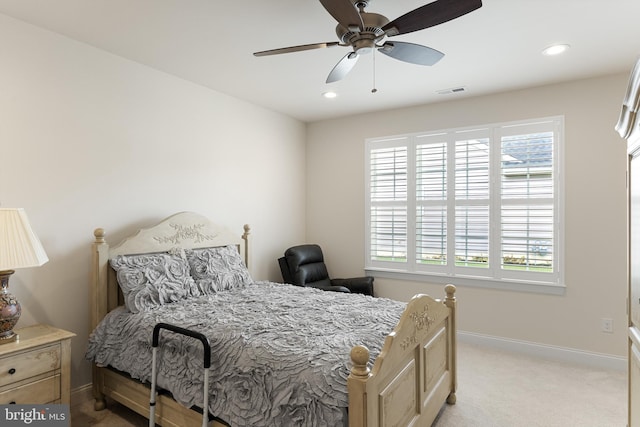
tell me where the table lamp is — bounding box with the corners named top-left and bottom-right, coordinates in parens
top-left (0, 208), bottom-right (48, 343)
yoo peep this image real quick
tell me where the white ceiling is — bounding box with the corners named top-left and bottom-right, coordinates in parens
top-left (0, 0), bottom-right (638, 122)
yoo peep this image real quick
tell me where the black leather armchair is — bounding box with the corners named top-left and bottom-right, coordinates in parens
top-left (278, 244), bottom-right (374, 296)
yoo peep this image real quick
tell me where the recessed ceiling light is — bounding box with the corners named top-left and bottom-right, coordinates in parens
top-left (322, 91), bottom-right (337, 99)
top-left (542, 44), bottom-right (570, 56)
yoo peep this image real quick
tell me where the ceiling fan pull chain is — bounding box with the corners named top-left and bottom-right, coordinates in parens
top-left (371, 48), bottom-right (377, 93)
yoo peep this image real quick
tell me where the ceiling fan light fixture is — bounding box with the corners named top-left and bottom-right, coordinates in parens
top-left (542, 44), bottom-right (570, 56)
top-left (322, 91), bottom-right (338, 99)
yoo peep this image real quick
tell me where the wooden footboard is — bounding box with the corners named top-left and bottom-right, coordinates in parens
top-left (348, 285), bottom-right (457, 427)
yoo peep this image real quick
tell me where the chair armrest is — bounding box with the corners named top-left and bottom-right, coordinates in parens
top-left (330, 277), bottom-right (374, 296)
top-left (278, 257), bottom-right (293, 284)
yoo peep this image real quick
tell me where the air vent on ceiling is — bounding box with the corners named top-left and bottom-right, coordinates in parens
top-left (437, 86), bottom-right (467, 95)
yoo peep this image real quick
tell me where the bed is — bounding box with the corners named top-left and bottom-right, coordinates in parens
top-left (87, 211), bottom-right (458, 427)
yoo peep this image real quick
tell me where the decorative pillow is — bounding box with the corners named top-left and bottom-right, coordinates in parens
top-left (110, 253), bottom-right (200, 313)
top-left (185, 245), bottom-right (252, 293)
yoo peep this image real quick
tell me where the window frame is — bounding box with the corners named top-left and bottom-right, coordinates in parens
top-left (364, 116), bottom-right (565, 295)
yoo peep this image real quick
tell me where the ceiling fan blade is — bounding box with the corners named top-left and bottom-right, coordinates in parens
top-left (326, 52), bottom-right (359, 83)
top-left (383, 0), bottom-right (482, 36)
top-left (378, 41), bottom-right (444, 66)
top-left (319, 0), bottom-right (363, 31)
top-left (254, 42), bottom-right (340, 57)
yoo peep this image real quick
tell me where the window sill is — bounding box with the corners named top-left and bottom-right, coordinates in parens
top-left (365, 268), bottom-right (566, 296)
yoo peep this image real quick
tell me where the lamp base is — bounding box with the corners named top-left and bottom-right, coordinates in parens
top-left (0, 331), bottom-right (18, 343)
top-left (0, 270), bottom-right (21, 345)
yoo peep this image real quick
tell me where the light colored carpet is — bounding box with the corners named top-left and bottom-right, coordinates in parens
top-left (432, 341), bottom-right (626, 427)
top-left (72, 340), bottom-right (627, 426)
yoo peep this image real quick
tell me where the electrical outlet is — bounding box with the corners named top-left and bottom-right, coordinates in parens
top-left (601, 318), bottom-right (613, 333)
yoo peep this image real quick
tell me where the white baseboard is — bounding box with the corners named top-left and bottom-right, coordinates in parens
top-left (71, 383), bottom-right (93, 407)
top-left (458, 330), bottom-right (627, 371)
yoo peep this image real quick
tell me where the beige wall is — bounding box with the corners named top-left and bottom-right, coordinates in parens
top-left (0, 14), bottom-right (307, 388)
top-left (307, 73), bottom-right (629, 357)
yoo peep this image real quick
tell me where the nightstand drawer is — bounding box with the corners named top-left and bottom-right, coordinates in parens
top-left (0, 343), bottom-right (60, 387)
top-left (0, 374), bottom-right (60, 404)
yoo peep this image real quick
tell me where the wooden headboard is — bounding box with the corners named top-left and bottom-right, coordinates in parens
top-left (89, 211), bottom-right (250, 331)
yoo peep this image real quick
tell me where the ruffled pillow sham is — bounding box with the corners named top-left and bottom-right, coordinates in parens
top-left (110, 252), bottom-right (200, 313)
top-left (185, 245), bottom-right (252, 293)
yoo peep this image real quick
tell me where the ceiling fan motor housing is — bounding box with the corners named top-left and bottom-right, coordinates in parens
top-left (336, 12), bottom-right (388, 54)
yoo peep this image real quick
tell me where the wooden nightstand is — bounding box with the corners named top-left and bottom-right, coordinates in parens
top-left (0, 324), bottom-right (75, 405)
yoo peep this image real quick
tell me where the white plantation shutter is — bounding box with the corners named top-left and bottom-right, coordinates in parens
top-left (455, 138), bottom-right (490, 200)
top-left (454, 136), bottom-right (491, 269)
top-left (416, 205), bottom-right (447, 265)
top-left (416, 140), bottom-right (447, 266)
top-left (499, 128), bottom-right (556, 277)
top-left (366, 117), bottom-right (563, 290)
top-left (455, 205), bottom-right (490, 268)
top-left (369, 142), bottom-right (408, 263)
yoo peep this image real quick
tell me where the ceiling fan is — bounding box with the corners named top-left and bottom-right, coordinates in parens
top-left (253, 0), bottom-right (482, 84)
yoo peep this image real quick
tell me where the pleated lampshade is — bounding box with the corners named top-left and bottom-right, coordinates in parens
top-left (0, 208), bottom-right (48, 270)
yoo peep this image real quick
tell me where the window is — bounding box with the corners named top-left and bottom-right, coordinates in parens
top-left (365, 117), bottom-right (564, 293)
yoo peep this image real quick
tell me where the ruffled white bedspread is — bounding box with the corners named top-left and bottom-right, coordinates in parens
top-left (86, 281), bottom-right (404, 427)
